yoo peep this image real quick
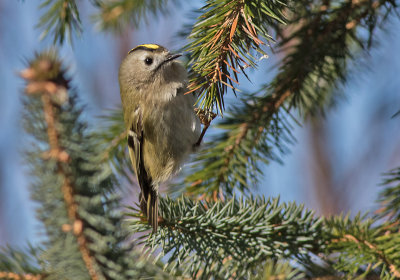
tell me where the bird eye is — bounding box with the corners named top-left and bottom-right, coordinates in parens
top-left (144, 57), bottom-right (153, 65)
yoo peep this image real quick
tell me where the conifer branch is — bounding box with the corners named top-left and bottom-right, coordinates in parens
top-left (0, 272), bottom-right (43, 280)
top-left (184, 90), bottom-right (293, 198)
top-left (182, 0), bottom-right (398, 198)
top-left (271, 0), bottom-right (397, 114)
top-left (21, 51), bottom-right (101, 280)
top-left (187, 0), bottom-right (287, 113)
top-left (95, 109), bottom-right (133, 181)
top-left (377, 167), bottom-right (400, 221)
top-left (325, 214), bottom-right (400, 278)
top-left (128, 196), bottom-right (324, 279)
top-left (256, 260), bottom-right (304, 280)
top-left (0, 246), bottom-right (45, 280)
top-left (37, 0), bottom-right (81, 44)
top-left (93, 0), bottom-right (171, 31)
top-left (102, 130), bottom-right (127, 160)
top-left (127, 195), bottom-right (400, 279)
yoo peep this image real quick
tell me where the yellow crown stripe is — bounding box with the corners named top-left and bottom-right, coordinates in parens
top-left (128, 44), bottom-right (160, 54)
top-left (138, 44), bottom-right (160, 49)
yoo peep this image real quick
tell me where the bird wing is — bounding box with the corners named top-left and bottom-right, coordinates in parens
top-left (127, 108), bottom-right (158, 232)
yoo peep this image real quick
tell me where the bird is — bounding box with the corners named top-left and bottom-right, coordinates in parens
top-left (119, 44), bottom-right (202, 232)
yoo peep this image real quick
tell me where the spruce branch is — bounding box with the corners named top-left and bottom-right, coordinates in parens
top-left (0, 246), bottom-right (45, 280)
top-left (21, 50), bottom-right (100, 280)
top-left (186, 0), bottom-right (287, 113)
top-left (377, 167), bottom-right (400, 221)
top-left (181, 0), bottom-right (399, 198)
top-left (271, 0), bottom-right (397, 115)
top-left (0, 272), bottom-right (43, 280)
top-left (256, 260), bottom-right (304, 280)
top-left (127, 196), bottom-right (324, 279)
top-left (325, 214), bottom-right (400, 279)
top-left (37, 0), bottom-right (82, 44)
top-left (95, 109), bottom-right (133, 183)
top-left (183, 91), bottom-right (293, 199)
top-left (93, 0), bottom-right (173, 31)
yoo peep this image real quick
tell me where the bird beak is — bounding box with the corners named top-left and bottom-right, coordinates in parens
top-left (155, 53), bottom-right (183, 72)
top-left (165, 53), bottom-right (182, 62)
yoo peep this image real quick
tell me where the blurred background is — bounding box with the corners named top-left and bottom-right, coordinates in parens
top-left (1, 1), bottom-right (399, 247)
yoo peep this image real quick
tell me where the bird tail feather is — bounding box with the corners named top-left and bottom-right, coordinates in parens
top-left (147, 190), bottom-right (158, 232)
top-left (140, 188), bottom-right (158, 232)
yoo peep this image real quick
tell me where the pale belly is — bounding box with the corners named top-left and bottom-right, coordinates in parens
top-left (142, 94), bottom-right (201, 183)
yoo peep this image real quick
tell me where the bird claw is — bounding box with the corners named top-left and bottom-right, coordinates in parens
top-left (193, 108), bottom-right (217, 147)
top-left (194, 108), bottom-right (217, 126)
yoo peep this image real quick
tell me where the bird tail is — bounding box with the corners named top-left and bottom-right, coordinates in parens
top-left (147, 189), bottom-right (158, 232)
top-left (140, 188), bottom-right (158, 232)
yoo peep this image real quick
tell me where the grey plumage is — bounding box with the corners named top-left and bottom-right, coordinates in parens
top-left (119, 44), bottom-right (201, 232)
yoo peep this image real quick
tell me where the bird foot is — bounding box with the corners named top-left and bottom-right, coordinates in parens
top-left (193, 109), bottom-right (217, 147)
top-left (194, 108), bottom-right (217, 127)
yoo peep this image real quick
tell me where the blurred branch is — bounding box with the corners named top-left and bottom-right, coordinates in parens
top-left (0, 246), bottom-right (45, 280)
top-left (256, 260), bottom-right (305, 280)
top-left (272, 0), bottom-right (397, 115)
top-left (36, 0), bottom-right (174, 44)
top-left (21, 50), bottom-right (101, 280)
top-left (0, 272), bottom-right (43, 280)
top-left (377, 167), bottom-right (400, 221)
top-left (93, 0), bottom-right (172, 31)
top-left (95, 108), bottom-right (133, 183)
top-left (182, 91), bottom-right (294, 198)
top-left (307, 119), bottom-right (341, 216)
top-left (37, 0), bottom-right (81, 44)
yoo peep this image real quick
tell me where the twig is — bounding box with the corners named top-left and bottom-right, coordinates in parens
top-left (0, 271), bottom-right (43, 280)
top-left (333, 233), bottom-right (400, 277)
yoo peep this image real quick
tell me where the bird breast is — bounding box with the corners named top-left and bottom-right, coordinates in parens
top-left (142, 91), bottom-right (201, 184)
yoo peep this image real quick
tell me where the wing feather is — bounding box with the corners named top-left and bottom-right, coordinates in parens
top-left (127, 108), bottom-right (158, 232)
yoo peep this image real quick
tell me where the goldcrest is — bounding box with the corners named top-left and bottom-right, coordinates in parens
top-left (119, 44), bottom-right (201, 232)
